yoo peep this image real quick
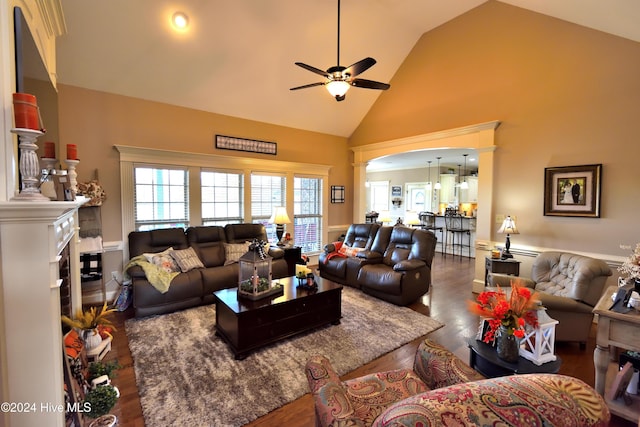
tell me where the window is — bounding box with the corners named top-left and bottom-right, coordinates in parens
top-left (406, 182), bottom-right (430, 212)
top-left (118, 146), bottom-right (330, 250)
top-left (294, 177), bottom-right (322, 253)
top-left (134, 166), bottom-right (188, 231)
top-left (369, 181), bottom-right (390, 213)
top-left (201, 170), bottom-right (243, 226)
top-left (251, 174), bottom-right (286, 242)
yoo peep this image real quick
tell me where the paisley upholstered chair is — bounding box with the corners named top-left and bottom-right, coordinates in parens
top-left (305, 338), bottom-right (609, 427)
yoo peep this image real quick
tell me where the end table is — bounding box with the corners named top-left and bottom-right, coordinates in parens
top-left (282, 245), bottom-right (302, 276)
top-left (485, 256), bottom-right (521, 286)
top-left (468, 339), bottom-right (561, 378)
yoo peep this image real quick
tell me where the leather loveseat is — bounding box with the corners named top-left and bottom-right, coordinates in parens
top-left (306, 338), bottom-right (609, 427)
top-left (488, 251), bottom-right (612, 347)
top-left (127, 223), bottom-right (288, 317)
top-left (319, 224), bottom-right (437, 306)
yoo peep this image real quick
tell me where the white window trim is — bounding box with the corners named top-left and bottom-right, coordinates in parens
top-left (116, 145), bottom-right (331, 256)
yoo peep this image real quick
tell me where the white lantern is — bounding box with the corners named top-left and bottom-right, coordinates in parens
top-left (519, 307), bottom-right (558, 365)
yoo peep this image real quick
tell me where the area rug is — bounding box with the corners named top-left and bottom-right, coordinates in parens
top-left (125, 287), bottom-right (443, 426)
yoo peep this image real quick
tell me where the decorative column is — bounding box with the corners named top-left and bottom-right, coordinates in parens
top-left (10, 128), bottom-right (49, 201)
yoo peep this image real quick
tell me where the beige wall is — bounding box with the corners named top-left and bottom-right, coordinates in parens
top-left (351, 1), bottom-right (640, 257)
top-left (57, 85), bottom-right (353, 272)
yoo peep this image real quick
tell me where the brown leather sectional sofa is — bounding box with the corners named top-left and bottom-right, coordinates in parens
top-left (127, 223), bottom-right (288, 317)
top-left (319, 224), bottom-right (437, 305)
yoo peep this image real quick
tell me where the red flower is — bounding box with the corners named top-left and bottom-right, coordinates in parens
top-left (468, 280), bottom-right (539, 344)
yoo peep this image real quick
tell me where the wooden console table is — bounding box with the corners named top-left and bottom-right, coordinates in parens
top-left (593, 286), bottom-right (640, 422)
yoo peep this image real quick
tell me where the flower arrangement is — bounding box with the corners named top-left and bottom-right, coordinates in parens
top-left (618, 243), bottom-right (640, 282)
top-left (468, 281), bottom-right (539, 342)
top-left (61, 302), bottom-right (117, 331)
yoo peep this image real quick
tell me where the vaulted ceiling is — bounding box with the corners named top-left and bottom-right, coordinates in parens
top-left (56, 0), bottom-right (640, 138)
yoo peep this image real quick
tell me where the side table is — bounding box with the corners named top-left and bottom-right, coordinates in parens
top-left (592, 286), bottom-right (640, 423)
top-left (468, 338), bottom-right (561, 378)
top-left (485, 257), bottom-right (521, 286)
top-left (282, 245), bottom-right (302, 277)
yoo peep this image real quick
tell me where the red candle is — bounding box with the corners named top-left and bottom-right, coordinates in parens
top-left (66, 144), bottom-right (78, 160)
top-left (43, 141), bottom-right (55, 159)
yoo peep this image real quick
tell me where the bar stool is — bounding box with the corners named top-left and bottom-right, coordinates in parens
top-left (444, 211), bottom-right (471, 260)
top-left (419, 211), bottom-right (444, 255)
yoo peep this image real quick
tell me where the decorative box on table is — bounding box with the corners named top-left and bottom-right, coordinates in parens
top-left (238, 241), bottom-right (282, 300)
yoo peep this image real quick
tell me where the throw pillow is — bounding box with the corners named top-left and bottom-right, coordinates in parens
top-left (224, 242), bottom-right (250, 266)
top-left (142, 248), bottom-right (180, 273)
top-left (338, 245), bottom-right (365, 258)
top-left (142, 247), bottom-right (173, 263)
top-left (170, 247), bottom-right (205, 272)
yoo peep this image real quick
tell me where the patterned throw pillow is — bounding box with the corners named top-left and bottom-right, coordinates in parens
top-left (170, 247), bottom-right (205, 272)
top-left (142, 248), bottom-right (180, 273)
top-left (224, 242), bottom-right (250, 266)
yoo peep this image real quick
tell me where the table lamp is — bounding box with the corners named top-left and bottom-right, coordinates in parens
top-left (378, 211), bottom-right (392, 225)
top-left (269, 206), bottom-right (291, 245)
top-left (404, 211), bottom-right (420, 227)
top-left (497, 215), bottom-right (519, 259)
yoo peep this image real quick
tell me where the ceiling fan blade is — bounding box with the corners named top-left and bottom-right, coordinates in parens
top-left (295, 62), bottom-right (331, 78)
top-left (351, 78), bottom-right (390, 90)
top-left (343, 57), bottom-right (376, 78)
top-left (290, 82), bottom-right (325, 91)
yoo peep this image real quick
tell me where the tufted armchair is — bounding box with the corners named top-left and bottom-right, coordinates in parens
top-left (488, 251), bottom-right (612, 347)
top-left (305, 338), bottom-right (609, 427)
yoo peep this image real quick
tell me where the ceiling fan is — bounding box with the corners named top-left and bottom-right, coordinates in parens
top-left (290, 0), bottom-right (390, 101)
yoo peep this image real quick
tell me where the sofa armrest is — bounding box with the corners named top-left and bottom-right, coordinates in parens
top-left (357, 250), bottom-right (383, 261)
top-left (126, 264), bottom-right (147, 279)
top-left (393, 259), bottom-right (426, 272)
top-left (413, 339), bottom-right (484, 389)
top-left (323, 243), bottom-right (337, 254)
top-left (306, 355), bottom-right (364, 427)
top-left (373, 374), bottom-right (609, 427)
top-left (487, 272), bottom-right (535, 289)
top-left (267, 246), bottom-right (284, 259)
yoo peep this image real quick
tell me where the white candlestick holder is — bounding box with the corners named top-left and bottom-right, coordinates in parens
top-left (10, 128), bottom-right (49, 201)
top-left (64, 159), bottom-right (80, 196)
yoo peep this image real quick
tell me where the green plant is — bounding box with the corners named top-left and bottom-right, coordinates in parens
top-left (61, 302), bottom-right (117, 331)
top-left (88, 360), bottom-right (121, 382)
top-left (83, 385), bottom-right (118, 419)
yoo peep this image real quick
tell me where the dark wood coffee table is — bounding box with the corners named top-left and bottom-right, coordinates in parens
top-left (213, 276), bottom-right (342, 359)
top-left (468, 338), bottom-right (561, 378)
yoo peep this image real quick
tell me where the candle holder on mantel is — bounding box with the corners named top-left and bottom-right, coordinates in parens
top-left (64, 159), bottom-right (80, 196)
top-left (10, 128), bottom-right (49, 201)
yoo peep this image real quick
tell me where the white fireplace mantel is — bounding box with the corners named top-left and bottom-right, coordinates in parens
top-left (0, 197), bottom-right (85, 427)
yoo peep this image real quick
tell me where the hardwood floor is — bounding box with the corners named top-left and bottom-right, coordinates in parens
top-left (105, 253), bottom-right (635, 426)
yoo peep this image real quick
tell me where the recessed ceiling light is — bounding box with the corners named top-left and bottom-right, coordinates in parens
top-left (172, 12), bottom-right (189, 30)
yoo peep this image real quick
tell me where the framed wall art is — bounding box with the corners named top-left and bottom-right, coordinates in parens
top-left (331, 185), bottom-right (345, 203)
top-left (215, 134), bottom-right (277, 155)
top-left (543, 164), bottom-right (602, 217)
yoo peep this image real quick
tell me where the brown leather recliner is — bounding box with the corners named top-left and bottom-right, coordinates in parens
top-left (318, 223), bottom-right (380, 287)
top-left (357, 226), bottom-right (437, 306)
top-left (488, 251), bottom-right (612, 347)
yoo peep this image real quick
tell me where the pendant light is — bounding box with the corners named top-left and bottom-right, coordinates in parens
top-left (460, 154), bottom-right (469, 189)
top-left (427, 160), bottom-right (432, 186)
top-left (434, 157), bottom-right (442, 190)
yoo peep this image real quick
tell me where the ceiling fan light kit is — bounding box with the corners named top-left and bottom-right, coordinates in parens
top-left (290, 0), bottom-right (390, 101)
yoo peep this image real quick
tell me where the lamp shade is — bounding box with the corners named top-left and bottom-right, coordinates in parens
top-left (378, 210), bottom-right (392, 224)
top-left (404, 211), bottom-right (420, 226)
top-left (269, 206), bottom-right (291, 224)
top-left (497, 216), bottom-right (519, 235)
